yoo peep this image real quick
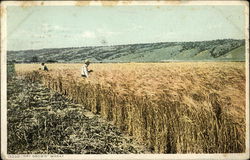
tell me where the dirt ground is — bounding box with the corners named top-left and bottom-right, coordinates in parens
top-left (7, 76), bottom-right (146, 154)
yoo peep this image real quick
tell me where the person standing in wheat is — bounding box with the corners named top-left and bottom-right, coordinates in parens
top-left (41, 63), bottom-right (49, 71)
top-left (81, 59), bottom-right (92, 78)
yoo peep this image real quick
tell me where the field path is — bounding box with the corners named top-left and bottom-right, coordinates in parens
top-left (7, 76), bottom-right (146, 154)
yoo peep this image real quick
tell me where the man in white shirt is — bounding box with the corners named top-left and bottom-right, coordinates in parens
top-left (81, 60), bottom-right (91, 77)
top-left (41, 63), bottom-right (49, 71)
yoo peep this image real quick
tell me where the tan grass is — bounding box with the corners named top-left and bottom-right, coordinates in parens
top-left (16, 62), bottom-right (246, 153)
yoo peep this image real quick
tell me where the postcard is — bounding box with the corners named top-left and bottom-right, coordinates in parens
top-left (1, 1), bottom-right (249, 160)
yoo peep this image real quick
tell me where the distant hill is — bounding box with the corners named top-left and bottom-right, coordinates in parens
top-left (7, 39), bottom-right (245, 63)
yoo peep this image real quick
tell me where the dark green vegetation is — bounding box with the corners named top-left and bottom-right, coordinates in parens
top-left (8, 39), bottom-right (245, 63)
top-left (7, 61), bottom-right (15, 79)
top-left (7, 74), bottom-right (145, 154)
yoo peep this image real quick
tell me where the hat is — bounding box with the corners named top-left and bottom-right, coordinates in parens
top-left (84, 59), bottom-right (90, 64)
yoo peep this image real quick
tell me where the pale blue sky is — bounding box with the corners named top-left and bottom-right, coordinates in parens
top-left (7, 5), bottom-right (245, 51)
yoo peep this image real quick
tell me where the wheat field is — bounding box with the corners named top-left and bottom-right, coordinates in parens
top-left (15, 62), bottom-right (246, 153)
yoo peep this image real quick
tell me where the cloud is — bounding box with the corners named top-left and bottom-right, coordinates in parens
top-left (122, 24), bottom-right (143, 32)
top-left (82, 31), bottom-right (96, 38)
top-left (52, 25), bottom-right (66, 31)
top-left (41, 23), bottom-right (69, 33)
top-left (81, 29), bottom-right (120, 39)
top-left (96, 29), bottom-right (120, 37)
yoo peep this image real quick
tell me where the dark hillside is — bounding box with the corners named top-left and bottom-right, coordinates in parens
top-left (7, 39), bottom-right (245, 63)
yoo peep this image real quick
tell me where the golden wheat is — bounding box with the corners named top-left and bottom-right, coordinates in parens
top-left (16, 62), bottom-right (246, 153)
